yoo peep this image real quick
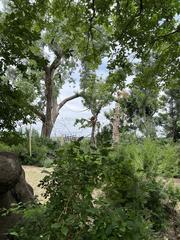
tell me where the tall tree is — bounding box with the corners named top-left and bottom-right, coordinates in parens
top-left (1, 0), bottom-right (109, 137)
top-left (112, 90), bottom-right (129, 144)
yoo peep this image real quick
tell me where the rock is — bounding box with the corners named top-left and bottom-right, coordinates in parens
top-left (13, 169), bottom-right (34, 203)
top-left (0, 152), bottom-right (22, 194)
top-left (0, 191), bottom-right (16, 209)
top-left (0, 152), bottom-right (35, 239)
top-left (0, 214), bottom-right (22, 240)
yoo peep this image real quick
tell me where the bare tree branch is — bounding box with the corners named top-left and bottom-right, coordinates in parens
top-left (140, 0), bottom-right (143, 13)
top-left (29, 105), bottom-right (45, 122)
top-left (50, 55), bottom-right (62, 73)
top-left (58, 92), bottom-right (81, 110)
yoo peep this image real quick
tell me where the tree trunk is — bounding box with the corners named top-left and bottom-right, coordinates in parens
top-left (112, 101), bottom-right (120, 145)
top-left (41, 99), bottom-right (59, 138)
top-left (169, 96), bottom-right (177, 142)
top-left (112, 91), bottom-right (121, 145)
top-left (41, 67), bottom-right (54, 138)
top-left (41, 86), bottom-right (60, 138)
top-left (41, 120), bottom-right (53, 138)
top-left (40, 69), bottom-right (80, 138)
top-left (39, 55), bottom-right (80, 138)
top-left (90, 115), bottom-right (97, 146)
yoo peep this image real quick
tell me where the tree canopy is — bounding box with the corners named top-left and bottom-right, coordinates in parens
top-left (0, 0), bottom-right (179, 136)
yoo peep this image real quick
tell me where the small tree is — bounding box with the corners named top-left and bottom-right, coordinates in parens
top-left (76, 70), bottom-right (114, 145)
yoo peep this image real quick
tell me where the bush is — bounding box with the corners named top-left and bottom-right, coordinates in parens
top-left (0, 131), bottom-right (25, 146)
top-left (0, 141), bottom-right (12, 151)
top-left (158, 143), bottom-right (180, 177)
top-left (11, 140), bottom-right (180, 240)
top-left (0, 129), bottom-right (60, 167)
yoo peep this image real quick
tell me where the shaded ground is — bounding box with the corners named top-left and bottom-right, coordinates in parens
top-left (23, 165), bottom-right (52, 203)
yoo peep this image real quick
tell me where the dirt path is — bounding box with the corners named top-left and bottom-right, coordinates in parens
top-left (23, 165), bottom-right (52, 203)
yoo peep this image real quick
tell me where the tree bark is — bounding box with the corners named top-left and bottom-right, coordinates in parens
top-left (169, 96), bottom-right (177, 142)
top-left (112, 101), bottom-right (120, 145)
top-left (41, 67), bottom-right (53, 137)
top-left (90, 115), bottom-right (97, 146)
top-left (112, 92), bottom-right (121, 145)
top-left (41, 89), bottom-right (80, 138)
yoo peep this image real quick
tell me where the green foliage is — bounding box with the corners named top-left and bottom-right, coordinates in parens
top-left (11, 205), bottom-right (48, 240)
top-left (0, 84), bottom-right (35, 131)
top-left (101, 141), bottom-right (179, 233)
top-left (0, 0), bottom-right (180, 238)
top-left (16, 130), bottom-right (59, 167)
top-left (0, 0), bottom-right (179, 139)
top-left (0, 129), bottom-right (59, 167)
top-left (12, 140), bottom-right (180, 240)
top-left (96, 124), bottom-right (112, 146)
top-left (158, 143), bottom-right (180, 177)
top-left (118, 84), bottom-right (159, 137)
top-left (0, 130), bottom-right (25, 145)
top-left (0, 141), bottom-right (11, 152)
top-left (158, 86), bottom-right (180, 142)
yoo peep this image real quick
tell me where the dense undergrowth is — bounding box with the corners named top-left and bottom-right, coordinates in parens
top-left (0, 130), bottom-right (60, 167)
top-left (7, 138), bottom-right (180, 240)
top-left (0, 130), bottom-right (179, 177)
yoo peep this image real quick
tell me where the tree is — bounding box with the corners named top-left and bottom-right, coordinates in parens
top-left (158, 86), bottom-right (180, 142)
top-left (76, 69), bottom-right (114, 145)
top-left (112, 90), bottom-right (129, 144)
top-left (122, 86), bottom-right (159, 138)
top-left (109, 0), bottom-right (179, 68)
top-left (1, 0), bottom-right (109, 137)
top-left (1, 0), bottom-right (179, 138)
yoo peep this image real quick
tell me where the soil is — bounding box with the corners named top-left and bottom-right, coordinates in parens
top-left (22, 165), bottom-right (52, 203)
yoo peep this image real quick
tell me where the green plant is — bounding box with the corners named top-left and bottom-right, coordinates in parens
top-left (11, 140), bottom-right (180, 239)
top-left (10, 205), bottom-right (48, 240)
top-left (0, 131), bottom-right (26, 146)
top-left (0, 141), bottom-right (12, 152)
top-left (0, 129), bottom-right (60, 167)
top-left (157, 143), bottom-right (180, 177)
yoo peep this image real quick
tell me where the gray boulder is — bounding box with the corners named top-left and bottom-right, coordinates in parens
top-left (0, 152), bottom-right (22, 194)
top-left (0, 152), bottom-right (35, 239)
top-left (13, 168), bottom-right (34, 203)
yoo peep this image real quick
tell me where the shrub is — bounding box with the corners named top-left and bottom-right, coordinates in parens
top-left (0, 129), bottom-right (60, 167)
top-left (157, 143), bottom-right (180, 177)
top-left (0, 131), bottom-right (25, 146)
top-left (0, 141), bottom-right (12, 152)
top-left (11, 140), bottom-right (180, 240)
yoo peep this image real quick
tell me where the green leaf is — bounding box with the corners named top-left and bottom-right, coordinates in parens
top-left (61, 226), bottom-right (68, 236)
top-left (51, 223), bottom-right (60, 229)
